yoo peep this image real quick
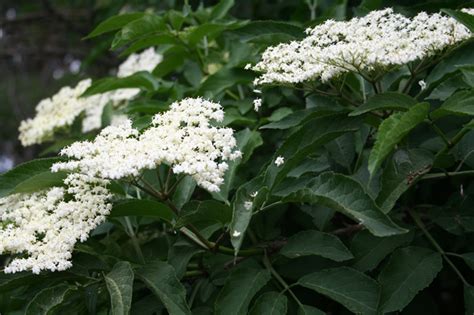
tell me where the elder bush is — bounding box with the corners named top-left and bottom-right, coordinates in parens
top-left (1, 1), bottom-right (474, 314)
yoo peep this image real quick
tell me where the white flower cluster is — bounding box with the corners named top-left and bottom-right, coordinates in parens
top-left (53, 98), bottom-right (241, 192)
top-left (19, 48), bottom-right (163, 146)
top-left (0, 173), bottom-right (111, 274)
top-left (252, 8), bottom-right (473, 85)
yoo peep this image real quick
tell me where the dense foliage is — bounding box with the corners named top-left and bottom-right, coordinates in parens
top-left (2, 1), bottom-right (474, 314)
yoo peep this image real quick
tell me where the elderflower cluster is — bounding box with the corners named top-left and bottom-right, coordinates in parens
top-left (252, 8), bottom-right (474, 85)
top-left (18, 48), bottom-right (163, 146)
top-left (0, 173), bottom-right (111, 274)
top-left (52, 98), bottom-right (241, 192)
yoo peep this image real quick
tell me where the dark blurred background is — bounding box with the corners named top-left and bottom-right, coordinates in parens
top-left (1, 0), bottom-right (471, 172)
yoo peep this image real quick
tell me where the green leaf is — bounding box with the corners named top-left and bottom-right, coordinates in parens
top-left (176, 200), bottom-right (232, 228)
top-left (104, 261), bottom-right (134, 315)
top-left (82, 72), bottom-right (159, 96)
top-left (378, 246), bottom-right (443, 313)
top-left (231, 21), bottom-right (304, 42)
top-left (350, 230), bottom-right (413, 272)
top-left (431, 89), bottom-right (474, 119)
top-left (120, 34), bottom-right (182, 56)
top-left (112, 14), bottom-right (166, 49)
top-left (326, 133), bottom-right (356, 170)
top-left (25, 284), bottom-right (76, 315)
top-left (211, 0), bottom-right (235, 20)
top-left (198, 68), bottom-right (254, 97)
top-left (212, 129), bottom-right (263, 201)
top-left (110, 199), bottom-right (175, 223)
top-left (172, 176), bottom-right (197, 210)
top-left (426, 41), bottom-right (474, 86)
top-left (298, 267), bottom-right (380, 315)
top-left (265, 113), bottom-right (362, 190)
top-left (249, 291), bottom-right (287, 315)
top-left (230, 176), bottom-right (268, 255)
top-left (153, 46), bottom-right (187, 78)
top-left (465, 285), bottom-right (474, 314)
top-left (214, 267), bottom-right (271, 315)
top-left (85, 13), bottom-right (145, 39)
top-left (259, 109), bottom-right (316, 130)
top-left (187, 21), bottom-right (245, 45)
top-left (426, 71), bottom-right (470, 101)
top-left (349, 92), bottom-right (417, 116)
top-left (279, 172), bottom-right (407, 237)
top-left (168, 243), bottom-right (203, 279)
top-left (442, 9), bottom-right (474, 32)
top-left (0, 157), bottom-right (66, 198)
top-left (297, 305), bottom-right (325, 315)
top-left (461, 253), bottom-right (474, 270)
top-left (368, 102), bottom-right (429, 175)
top-left (136, 261), bottom-right (191, 315)
top-left (280, 230), bottom-right (353, 261)
top-left (376, 149), bottom-right (433, 213)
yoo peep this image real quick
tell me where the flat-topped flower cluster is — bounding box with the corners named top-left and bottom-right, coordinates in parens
top-left (0, 173), bottom-right (111, 274)
top-left (53, 98), bottom-right (241, 192)
top-left (19, 48), bottom-right (162, 146)
top-left (252, 8), bottom-right (474, 85)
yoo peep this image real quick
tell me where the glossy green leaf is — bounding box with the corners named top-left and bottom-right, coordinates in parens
top-left (368, 102), bottom-right (429, 175)
top-left (136, 261), bottom-right (191, 315)
top-left (112, 14), bottom-right (166, 49)
top-left (120, 34), bottom-right (182, 56)
top-left (249, 291), bottom-right (287, 315)
top-left (280, 230), bottom-right (353, 261)
top-left (378, 246), bottom-right (443, 313)
top-left (172, 176), bottom-right (197, 210)
top-left (104, 261), bottom-right (134, 315)
top-left (431, 89), bottom-right (474, 119)
top-left (198, 68), bottom-right (254, 97)
top-left (212, 128), bottom-right (263, 201)
top-left (176, 200), bottom-right (232, 228)
top-left (86, 13), bottom-right (145, 39)
top-left (298, 267), bottom-right (380, 315)
top-left (25, 284), bottom-right (76, 315)
top-left (211, 0), bottom-right (235, 20)
top-left (230, 176), bottom-right (269, 255)
top-left (349, 92), bottom-right (416, 116)
top-left (280, 172), bottom-right (407, 237)
top-left (0, 157), bottom-right (66, 198)
top-left (376, 149), bottom-right (433, 213)
top-left (214, 267), bottom-right (271, 315)
top-left (110, 199), bottom-right (175, 223)
top-left (82, 72), bottom-right (159, 96)
top-left (351, 230), bottom-right (413, 272)
top-left (265, 113), bottom-right (362, 190)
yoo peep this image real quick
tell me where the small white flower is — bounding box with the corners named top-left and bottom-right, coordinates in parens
top-left (275, 156), bottom-right (285, 167)
top-left (253, 98), bottom-right (262, 112)
top-left (253, 89), bottom-right (262, 94)
top-left (232, 230), bottom-right (241, 237)
top-left (244, 201), bottom-right (253, 210)
top-left (250, 191), bottom-right (258, 198)
top-left (418, 80), bottom-right (427, 91)
top-left (244, 63), bottom-right (252, 70)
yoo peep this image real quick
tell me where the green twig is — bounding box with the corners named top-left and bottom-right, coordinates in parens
top-left (409, 209), bottom-right (469, 286)
top-left (262, 252), bottom-right (303, 308)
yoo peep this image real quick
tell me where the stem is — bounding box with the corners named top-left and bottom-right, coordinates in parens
top-left (409, 209), bottom-right (469, 286)
top-left (262, 252), bottom-right (303, 308)
top-left (428, 119), bottom-right (451, 147)
top-left (420, 170), bottom-right (474, 180)
top-left (124, 217), bottom-right (145, 264)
